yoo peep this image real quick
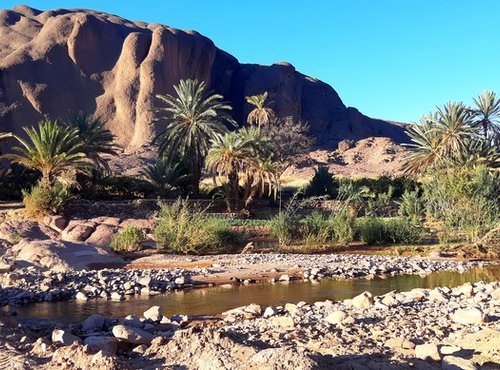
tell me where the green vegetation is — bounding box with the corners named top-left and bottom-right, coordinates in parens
top-left (355, 217), bottom-right (423, 245)
top-left (154, 79), bottom-right (236, 193)
top-left (23, 182), bottom-right (76, 217)
top-left (110, 227), bottom-right (145, 252)
top-left (141, 157), bottom-right (191, 196)
top-left (154, 199), bottom-right (241, 254)
top-left (305, 167), bottom-right (336, 197)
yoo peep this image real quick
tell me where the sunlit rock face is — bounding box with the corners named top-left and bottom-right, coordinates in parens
top-left (0, 5), bottom-right (408, 150)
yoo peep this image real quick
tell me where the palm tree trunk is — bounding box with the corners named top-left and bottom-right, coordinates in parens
top-left (227, 170), bottom-right (241, 212)
top-left (191, 162), bottom-right (201, 195)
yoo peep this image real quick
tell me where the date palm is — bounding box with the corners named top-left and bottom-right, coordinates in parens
top-left (246, 91), bottom-right (276, 127)
top-left (154, 79), bottom-right (236, 193)
top-left (64, 112), bottom-right (118, 174)
top-left (0, 132), bottom-right (13, 156)
top-left (472, 90), bottom-right (500, 143)
top-left (2, 120), bottom-right (91, 187)
top-left (141, 157), bottom-right (191, 195)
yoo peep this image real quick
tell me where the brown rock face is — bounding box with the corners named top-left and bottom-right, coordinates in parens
top-left (0, 6), bottom-right (408, 151)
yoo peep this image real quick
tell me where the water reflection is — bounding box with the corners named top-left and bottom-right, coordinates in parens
top-left (11, 265), bottom-right (499, 323)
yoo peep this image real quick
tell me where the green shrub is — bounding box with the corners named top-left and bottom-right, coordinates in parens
top-left (329, 209), bottom-right (355, 244)
top-left (302, 211), bottom-right (330, 246)
top-left (111, 226), bottom-right (145, 252)
top-left (423, 166), bottom-right (499, 242)
top-left (355, 217), bottom-right (385, 245)
top-left (269, 213), bottom-right (301, 246)
top-left (80, 175), bottom-right (156, 200)
top-left (397, 189), bottom-right (425, 221)
top-left (355, 217), bottom-right (422, 245)
top-left (0, 164), bottom-right (40, 201)
top-left (23, 182), bottom-right (76, 217)
top-left (305, 167), bottom-right (337, 197)
top-left (365, 185), bottom-right (395, 217)
top-left (154, 200), bottom-right (241, 253)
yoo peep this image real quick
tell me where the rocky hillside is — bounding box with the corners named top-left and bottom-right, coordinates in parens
top-left (0, 5), bottom-right (409, 151)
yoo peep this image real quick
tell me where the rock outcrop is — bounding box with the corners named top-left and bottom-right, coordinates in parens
top-left (0, 5), bottom-right (408, 152)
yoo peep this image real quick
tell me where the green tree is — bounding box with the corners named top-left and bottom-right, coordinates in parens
top-left (246, 91), bottom-right (276, 127)
top-left (154, 79), bottom-right (236, 193)
top-left (206, 127), bottom-right (278, 212)
top-left (64, 112), bottom-right (118, 174)
top-left (141, 157), bottom-right (191, 195)
top-left (472, 90), bottom-right (500, 143)
top-left (2, 120), bottom-right (90, 187)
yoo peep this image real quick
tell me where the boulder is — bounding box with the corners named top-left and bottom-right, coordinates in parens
top-left (82, 314), bottom-right (105, 331)
top-left (61, 222), bottom-right (95, 242)
top-left (415, 343), bottom-right (441, 362)
top-left (44, 216), bottom-right (68, 233)
top-left (271, 316), bottom-right (295, 330)
top-left (52, 329), bottom-right (81, 346)
top-left (441, 356), bottom-right (478, 370)
top-left (143, 306), bottom-right (163, 321)
top-left (324, 311), bottom-right (347, 325)
top-left (351, 291), bottom-right (374, 309)
top-left (83, 336), bottom-right (119, 354)
top-left (451, 308), bottom-right (487, 325)
top-left (85, 224), bottom-right (119, 248)
top-left (112, 325), bottom-right (155, 345)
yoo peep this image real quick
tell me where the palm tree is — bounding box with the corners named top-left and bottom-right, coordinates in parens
top-left (403, 113), bottom-right (442, 175)
top-left (472, 90), bottom-right (500, 143)
top-left (2, 120), bottom-right (91, 187)
top-left (0, 132), bottom-right (13, 156)
top-left (141, 157), bottom-right (191, 195)
top-left (64, 112), bottom-right (118, 174)
top-left (246, 91), bottom-right (276, 127)
top-left (206, 127), bottom-right (277, 212)
top-left (154, 79), bottom-right (236, 193)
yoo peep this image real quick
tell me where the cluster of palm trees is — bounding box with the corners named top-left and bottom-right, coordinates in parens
top-left (404, 91), bottom-right (499, 175)
top-left (0, 115), bottom-right (117, 189)
top-left (154, 79), bottom-right (283, 213)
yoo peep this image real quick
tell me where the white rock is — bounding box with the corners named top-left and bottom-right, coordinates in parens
top-left (143, 306), bottom-right (163, 321)
top-left (325, 311), bottom-right (347, 325)
top-left (351, 291), bottom-right (374, 309)
top-left (75, 292), bottom-right (88, 301)
top-left (84, 336), bottom-right (118, 354)
top-left (442, 356), bottom-right (478, 370)
top-left (415, 343), bottom-right (441, 362)
top-left (112, 325), bottom-right (155, 345)
top-left (451, 308), bottom-right (486, 325)
top-left (51, 329), bottom-right (81, 346)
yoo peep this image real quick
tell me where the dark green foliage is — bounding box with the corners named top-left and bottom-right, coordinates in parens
top-left (141, 157), bottom-right (191, 196)
top-left (111, 226), bottom-right (145, 252)
top-left (0, 164), bottom-right (40, 200)
top-left (80, 175), bottom-right (157, 200)
top-left (305, 167), bottom-right (336, 197)
top-left (355, 217), bottom-right (423, 245)
top-left (23, 182), bottom-right (76, 217)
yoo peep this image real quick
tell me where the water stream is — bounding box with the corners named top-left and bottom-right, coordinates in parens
top-left (11, 265), bottom-right (499, 323)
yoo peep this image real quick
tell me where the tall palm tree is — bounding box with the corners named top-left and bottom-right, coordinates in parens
top-left (154, 79), bottom-right (236, 193)
top-left (64, 112), bottom-right (118, 174)
top-left (403, 113), bottom-right (442, 175)
top-left (472, 90), bottom-right (500, 143)
top-left (2, 120), bottom-right (91, 187)
top-left (0, 132), bottom-right (13, 156)
top-left (435, 101), bottom-right (476, 160)
top-left (246, 91), bottom-right (276, 127)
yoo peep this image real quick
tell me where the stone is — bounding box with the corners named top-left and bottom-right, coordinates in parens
top-left (44, 216), bottom-right (68, 233)
top-left (271, 316), bottom-right (295, 330)
top-left (263, 306), bottom-right (278, 318)
top-left (279, 274), bottom-right (290, 281)
top-left (324, 311), bottom-right (347, 325)
top-left (440, 345), bottom-right (461, 355)
top-left (429, 288), bottom-right (448, 302)
top-left (83, 336), bottom-right (118, 354)
top-left (338, 139), bottom-right (354, 153)
top-left (244, 303), bottom-right (262, 316)
top-left (441, 356), bottom-right (478, 370)
top-left (51, 329), bottom-right (81, 346)
top-left (174, 277), bottom-right (186, 285)
top-left (75, 292), bottom-right (88, 301)
top-left (82, 314), bottom-right (105, 332)
top-left (351, 291), bottom-right (374, 309)
top-left (138, 277), bottom-right (152, 287)
top-left (143, 306), bottom-right (163, 321)
top-left (112, 325), bottom-right (155, 345)
top-left (451, 308), bottom-right (486, 325)
top-left (284, 303), bottom-right (298, 314)
top-left (415, 343), bottom-right (441, 362)
top-left (61, 222), bottom-right (95, 242)
top-left (110, 292), bottom-right (125, 301)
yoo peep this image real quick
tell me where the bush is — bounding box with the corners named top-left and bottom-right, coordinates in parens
top-left (23, 182), bottom-right (76, 217)
top-left (397, 189), bottom-right (425, 221)
top-left (423, 166), bottom-right (499, 242)
top-left (80, 175), bottom-right (156, 200)
top-left (365, 185), bottom-right (395, 217)
top-left (305, 167), bottom-right (336, 197)
top-left (302, 211), bottom-right (330, 246)
top-left (269, 213), bottom-right (301, 246)
top-left (110, 226), bottom-right (145, 252)
top-left (154, 199), bottom-right (242, 254)
top-left (329, 209), bottom-right (355, 244)
top-left (0, 164), bottom-right (40, 201)
top-left (355, 217), bottom-right (423, 245)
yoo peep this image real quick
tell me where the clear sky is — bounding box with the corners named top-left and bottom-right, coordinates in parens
top-left (3, 1), bottom-right (500, 122)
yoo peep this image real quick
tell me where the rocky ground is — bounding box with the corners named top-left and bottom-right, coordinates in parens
top-left (0, 280), bottom-right (498, 369)
top-left (1, 253), bottom-right (492, 307)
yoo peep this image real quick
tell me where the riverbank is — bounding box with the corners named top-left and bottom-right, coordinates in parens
top-left (1, 254), bottom-right (493, 307)
top-left (0, 280), bottom-right (498, 369)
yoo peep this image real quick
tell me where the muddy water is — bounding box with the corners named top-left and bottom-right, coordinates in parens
top-left (12, 265), bottom-right (499, 323)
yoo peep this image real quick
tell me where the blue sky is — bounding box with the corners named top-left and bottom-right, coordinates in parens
top-left (3, 1), bottom-right (500, 122)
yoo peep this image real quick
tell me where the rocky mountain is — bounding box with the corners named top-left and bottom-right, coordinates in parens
top-left (0, 5), bottom-right (409, 151)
